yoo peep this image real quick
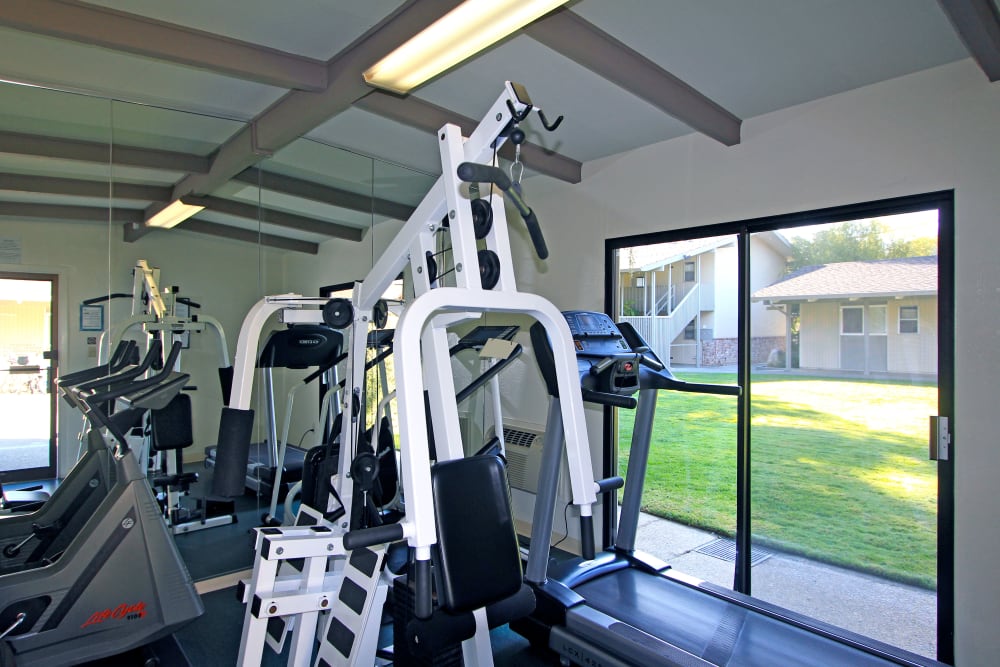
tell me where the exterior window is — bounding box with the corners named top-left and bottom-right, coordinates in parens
top-left (899, 305), bottom-right (919, 334)
top-left (869, 305), bottom-right (887, 335)
top-left (684, 261), bottom-right (696, 282)
top-left (841, 306), bottom-right (863, 334)
top-left (684, 320), bottom-right (696, 340)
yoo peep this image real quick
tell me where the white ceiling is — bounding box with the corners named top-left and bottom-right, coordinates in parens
top-left (0, 0), bottom-right (986, 253)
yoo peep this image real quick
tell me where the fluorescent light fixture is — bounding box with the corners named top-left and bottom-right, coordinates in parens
top-left (146, 199), bottom-right (204, 229)
top-left (364, 0), bottom-right (568, 93)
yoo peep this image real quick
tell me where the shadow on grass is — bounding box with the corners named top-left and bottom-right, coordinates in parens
top-left (618, 378), bottom-right (937, 588)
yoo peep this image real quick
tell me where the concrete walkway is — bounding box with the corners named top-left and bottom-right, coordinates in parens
top-left (634, 512), bottom-right (937, 659)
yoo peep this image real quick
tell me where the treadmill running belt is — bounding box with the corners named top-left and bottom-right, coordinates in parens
top-left (574, 569), bottom-right (896, 666)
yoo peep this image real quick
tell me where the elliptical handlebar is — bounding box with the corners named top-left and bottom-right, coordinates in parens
top-left (71, 339), bottom-right (163, 394)
top-left (85, 341), bottom-right (184, 406)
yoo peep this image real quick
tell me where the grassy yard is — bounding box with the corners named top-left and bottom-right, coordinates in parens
top-left (618, 372), bottom-right (938, 588)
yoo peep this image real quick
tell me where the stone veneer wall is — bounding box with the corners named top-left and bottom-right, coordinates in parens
top-left (700, 336), bottom-right (786, 366)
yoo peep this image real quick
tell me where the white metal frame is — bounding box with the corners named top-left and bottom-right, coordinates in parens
top-left (238, 82), bottom-right (599, 667)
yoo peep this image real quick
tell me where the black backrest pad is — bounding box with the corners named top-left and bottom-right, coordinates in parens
top-left (150, 393), bottom-right (193, 451)
top-left (431, 455), bottom-right (522, 613)
top-left (258, 324), bottom-right (343, 369)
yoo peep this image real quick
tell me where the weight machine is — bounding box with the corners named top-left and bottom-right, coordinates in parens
top-left (84, 260), bottom-right (236, 535)
top-left (235, 81), bottom-right (604, 666)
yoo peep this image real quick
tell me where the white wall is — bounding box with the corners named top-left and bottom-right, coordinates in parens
top-left (0, 218), bottom-right (283, 473)
top-left (510, 59), bottom-right (999, 665)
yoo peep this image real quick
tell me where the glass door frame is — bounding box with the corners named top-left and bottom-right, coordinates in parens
top-left (604, 190), bottom-right (954, 663)
top-left (0, 271), bottom-right (59, 483)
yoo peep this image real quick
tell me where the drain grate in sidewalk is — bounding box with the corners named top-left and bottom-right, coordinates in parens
top-left (694, 538), bottom-right (772, 566)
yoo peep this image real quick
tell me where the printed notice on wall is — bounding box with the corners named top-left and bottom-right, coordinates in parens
top-left (0, 238), bottom-right (22, 264)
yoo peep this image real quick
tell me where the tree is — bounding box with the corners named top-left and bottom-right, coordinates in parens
top-left (788, 220), bottom-right (936, 270)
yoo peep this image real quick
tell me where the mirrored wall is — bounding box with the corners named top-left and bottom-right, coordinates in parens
top-left (0, 78), bottom-right (433, 497)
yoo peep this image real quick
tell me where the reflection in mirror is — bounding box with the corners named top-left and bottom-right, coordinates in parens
top-left (0, 81), bottom-right (114, 480)
top-left (0, 77), bottom-right (437, 578)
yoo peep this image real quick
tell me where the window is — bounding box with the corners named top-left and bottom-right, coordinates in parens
top-left (684, 320), bottom-right (696, 340)
top-left (684, 261), bottom-right (696, 282)
top-left (899, 305), bottom-right (919, 334)
top-left (869, 305), bottom-right (887, 335)
top-left (841, 306), bottom-right (863, 334)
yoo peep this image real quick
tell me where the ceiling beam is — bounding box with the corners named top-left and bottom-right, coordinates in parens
top-left (235, 168), bottom-right (416, 221)
top-left (0, 173), bottom-right (171, 201)
top-left (0, 0), bottom-right (328, 91)
top-left (355, 90), bottom-right (583, 184)
top-left (181, 195), bottom-right (364, 242)
top-left (0, 201), bottom-right (143, 224)
top-left (179, 219), bottom-right (319, 254)
top-left (126, 0), bottom-right (464, 241)
top-left (525, 8), bottom-right (742, 146)
top-left (937, 0), bottom-right (1000, 81)
top-left (0, 130), bottom-right (210, 173)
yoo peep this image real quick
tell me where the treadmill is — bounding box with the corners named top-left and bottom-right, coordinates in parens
top-left (513, 310), bottom-right (944, 667)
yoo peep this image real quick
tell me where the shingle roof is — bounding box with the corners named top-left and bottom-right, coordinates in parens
top-left (752, 256), bottom-right (937, 301)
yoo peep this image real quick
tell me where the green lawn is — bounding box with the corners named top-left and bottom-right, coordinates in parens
top-left (618, 372), bottom-right (938, 589)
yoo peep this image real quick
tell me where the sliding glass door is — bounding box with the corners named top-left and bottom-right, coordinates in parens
top-left (605, 192), bottom-right (953, 662)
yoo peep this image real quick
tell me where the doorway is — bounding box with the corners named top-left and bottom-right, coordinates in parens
top-left (0, 273), bottom-right (58, 482)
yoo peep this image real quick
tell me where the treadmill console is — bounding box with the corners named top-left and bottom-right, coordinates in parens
top-left (562, 311), bottom-right (639, 397)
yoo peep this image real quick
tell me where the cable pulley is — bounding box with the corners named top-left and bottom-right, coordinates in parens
top-left (470, 198), bottom-right (493, 239)
top-left (350, 451), bottom-right (380, 490)
top-left (322, 298), bottom-right (353, 329)
top-left (478, 249), bottom-right (501, 290)
top-left (440, 198), bottom-right (493, 240)
top-left (425, 251), bottom-right (438, 284)
top-left (372, 299), bottom-right (389, 329)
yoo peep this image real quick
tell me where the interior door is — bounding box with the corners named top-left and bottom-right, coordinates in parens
top-left (0, 273), bottom-right (58, 483)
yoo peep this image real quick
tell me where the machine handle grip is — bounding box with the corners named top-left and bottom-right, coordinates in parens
top-left (81, 292), bottom-right (131, 305)
top-left (660, 378), bottom-right (742, 397)
top-left (595, 476), bottom-right (624, 494)
top-left (581, 389), bottom-right (637, 409)
top-left (457, 162), bottom-right (548, 260)
top-left (580, 515), bottom-right (595, 561)
top-left (342, 523), bottom-right (405, 551)
top-left (638, 352), bottom-right (664, 372)
top-left (176, 296), bottom-right (201, 309)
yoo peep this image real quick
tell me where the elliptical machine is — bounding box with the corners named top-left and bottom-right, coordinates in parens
top-left (0, 341), bottom-right (203, 667)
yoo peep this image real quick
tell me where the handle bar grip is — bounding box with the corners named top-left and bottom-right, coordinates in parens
top-left (456, 162), bottom-right (549, 260)
top-left (581, 389), bottom-right (637, 409)
top-left (596, 476), bottom-right (624, 494)
top-left (662, 379), bottom-right (742, 397)
top-left (580, 515), bottom-right (595, 561)
top-left (638, 353), bottom-right (664, 372)
top-left (342, 523), bottom-right (405, 551)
